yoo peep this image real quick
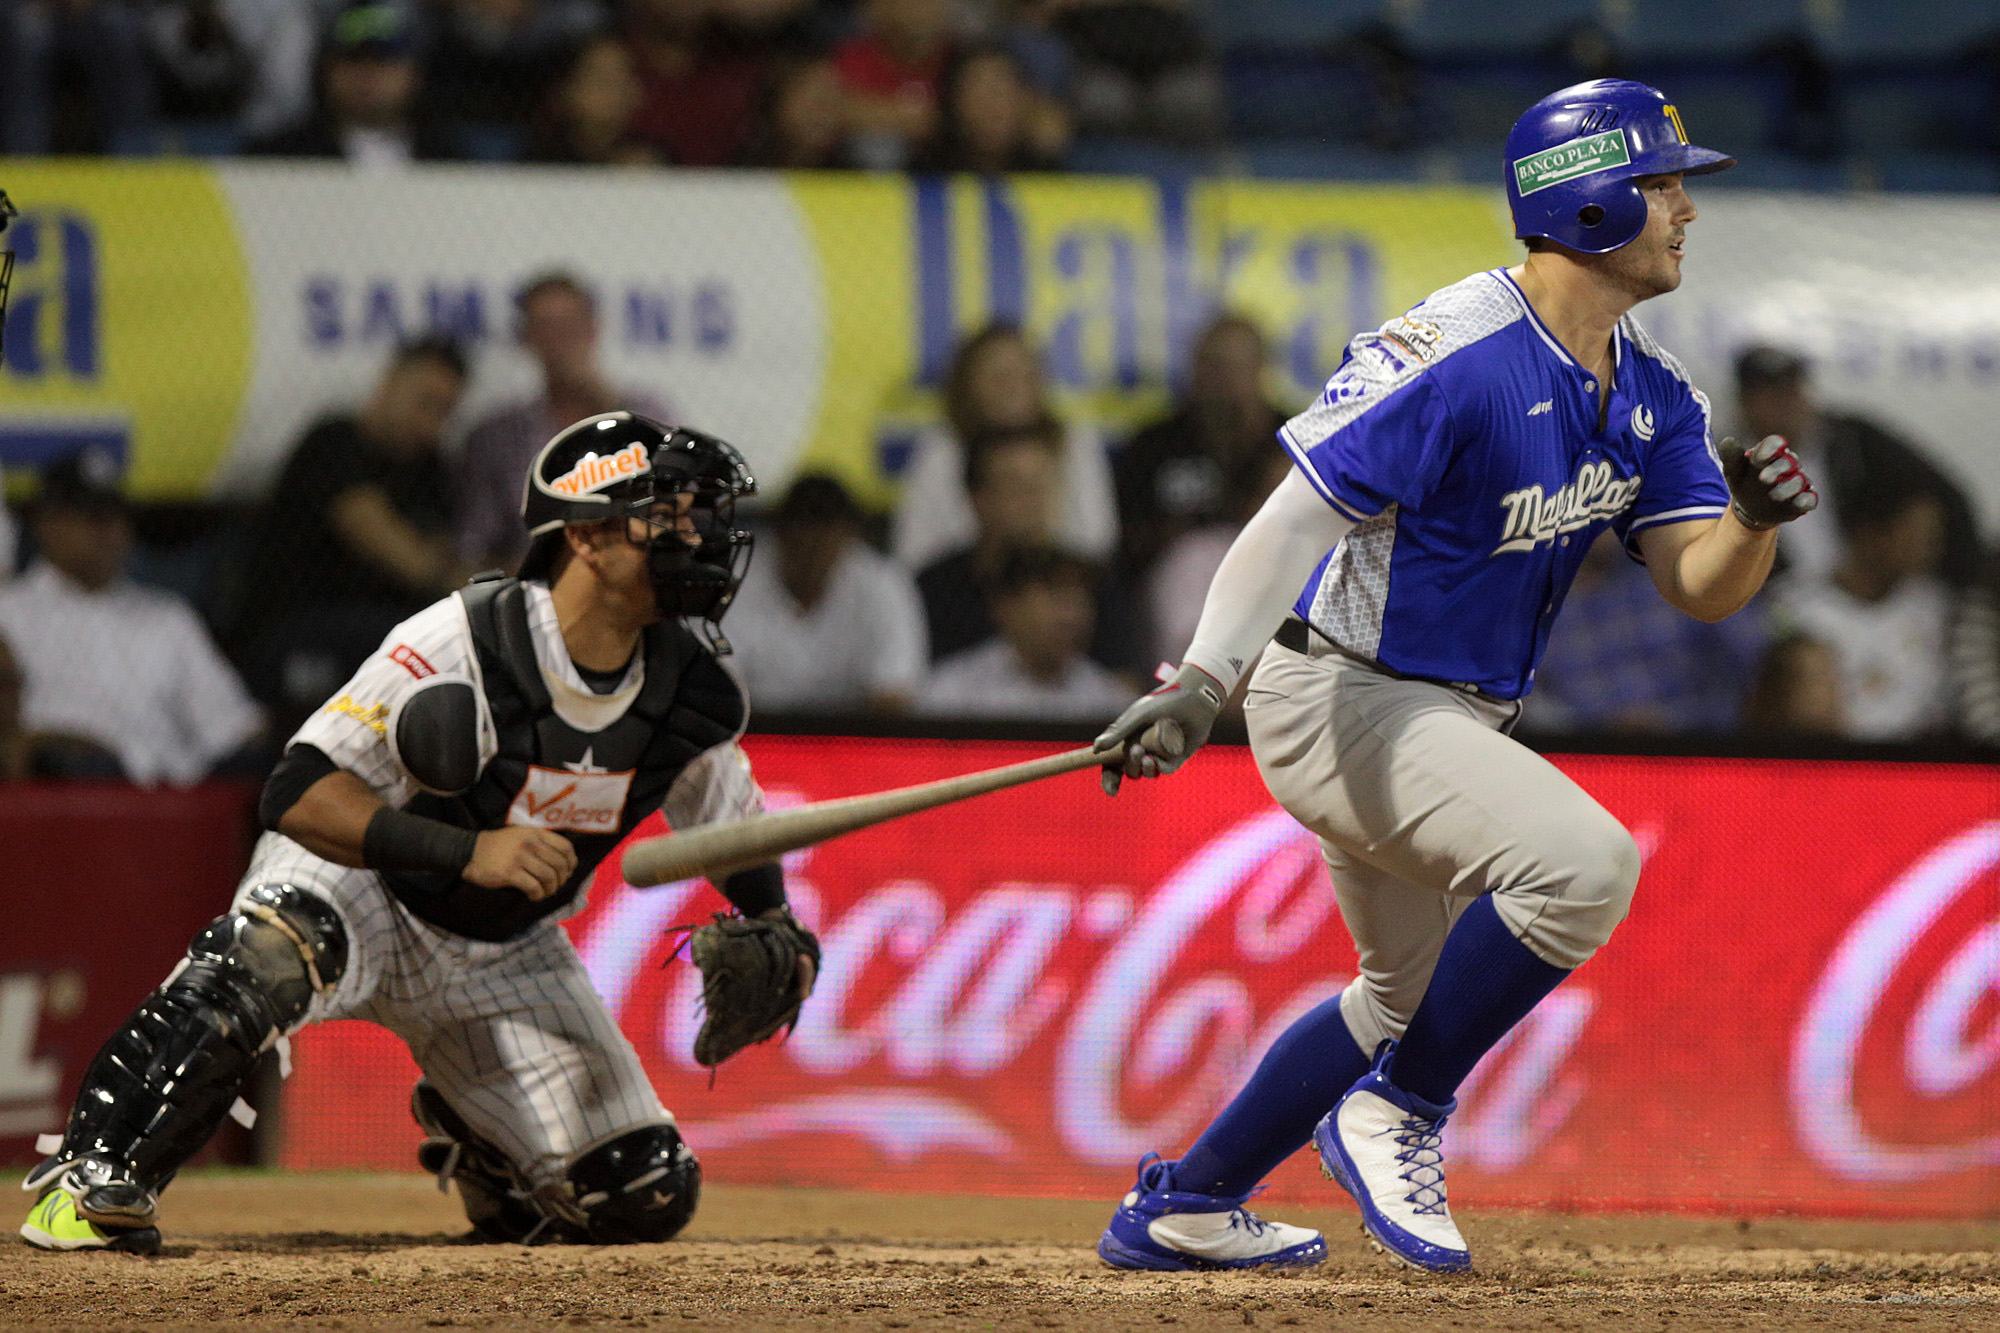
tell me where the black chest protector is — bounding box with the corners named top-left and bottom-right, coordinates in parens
top-left (381, 576), bottom-right (748, 942)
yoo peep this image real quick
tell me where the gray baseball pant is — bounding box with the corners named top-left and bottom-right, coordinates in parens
top-left (1243, 639), bottom-right (1641, 1058)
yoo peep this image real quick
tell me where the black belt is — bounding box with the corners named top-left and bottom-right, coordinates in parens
top-left (1273, 617), bottom-right (1317, 654)
top-left (1273, 618), bottom-right (1513, 708)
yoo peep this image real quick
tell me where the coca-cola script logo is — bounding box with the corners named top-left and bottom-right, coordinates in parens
top-left (572, 797), bottom-right (1593, 1175)
top-left (1791, 820), bottom-right (2000, 1182)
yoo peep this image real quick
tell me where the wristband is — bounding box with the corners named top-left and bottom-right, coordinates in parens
top-left (362, 807), bottom-right (479, 877)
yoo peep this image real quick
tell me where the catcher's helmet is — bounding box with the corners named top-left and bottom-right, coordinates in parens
top-left (0, 190), bottom-right (17, 363)
top-left (1505, 79), bottom-right (1734, 255)
top-left (518, 412), bottom-right (757, 647)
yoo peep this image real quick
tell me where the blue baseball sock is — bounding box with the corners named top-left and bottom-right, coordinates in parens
top-left (1169, 994), bottom-right (1370, 1198)
top-left (1386, 894), bottom-right (1571, 1108)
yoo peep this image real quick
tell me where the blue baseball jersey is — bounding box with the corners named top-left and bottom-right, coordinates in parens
top-left (1280, 268), bottom-right (1730, 700)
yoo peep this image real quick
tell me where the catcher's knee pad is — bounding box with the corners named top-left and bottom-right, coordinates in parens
top-left (1494, 815), bottom-right (1642, 969)
top-left (50, 884), bottom-right (347, 1191)
top-left (567, 1124), bottom-right (701, 1244)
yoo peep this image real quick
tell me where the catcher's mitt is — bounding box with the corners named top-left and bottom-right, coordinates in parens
top-left (688, 907), bottom-right (820, 1068)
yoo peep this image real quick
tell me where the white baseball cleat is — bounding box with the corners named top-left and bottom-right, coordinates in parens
top-left (1313, 1046), bottom-right (1471, 1273)
top-left (1097, 1154), bottom-right (1328, 1271)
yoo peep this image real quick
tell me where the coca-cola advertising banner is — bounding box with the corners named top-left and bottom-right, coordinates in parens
top-left (278, 739), bottom-right (2000, 1218)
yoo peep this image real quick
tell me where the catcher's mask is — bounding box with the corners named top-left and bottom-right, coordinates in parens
top-left (518, 412), bottom-right (757, 652)
top-left (0, 190), bottom-right (17, 364)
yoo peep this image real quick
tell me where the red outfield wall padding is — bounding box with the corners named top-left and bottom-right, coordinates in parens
top-left (267, 741), bottom-right (2000, 1213)
top-left (0, 782), bottom-right (259, 1169)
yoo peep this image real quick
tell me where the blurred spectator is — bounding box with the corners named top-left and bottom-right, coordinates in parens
top-left (1774, 454), bottom-right (1955, 740)
top-left (623, 0), bottom-right (812, 166)
top-left (246, 0), bottom-right (458, 164)
top-left (0, 450), bottom-right (263, 785)
top-left (915, 418), bottom-right (1141, 676)
top-left (1735, 345), bottom-right (1981, 588)
top-left (1045, 0), bottom-right (1219, 147)
top-left (892, 321), bottom-right (1116, 570)
top-left (738, 53), bottom-right (853, 167)
top-left (726, 473), bottom-right (928, 715)
top-left (143, 0), bottom-right (318, 144)
top-left (525, 30), bottom-right (660, 163)
top-left (916, 542), bottom-right (1127, 721)
top-left (1527, 531), bottom-right (1769, 736)
top-left (235, 337), bottom-right (471, 718)
top-left (1949, 547), bottom-right (2000, 744)
top-left (1742, 632), bottom-right (1846, 737)
top-left (422, 0), bottom-right (604, 142)
top-left (1144, 449), bottom-right (1290, 667)
top-left (918, 420), bottom-right (1064, 661)
top-left (1, 0), bottom-right (157, 152)
top-left (1114, 312), bottom-right (1288, 580)
top-left (913, 42), bottom-right (1067, 172)
top-left (0, 634), bottom-right (30, 779)
top-left (833, 0), bottom-right (955, 169)
top-left (456, 272), bottom-right (671, 569)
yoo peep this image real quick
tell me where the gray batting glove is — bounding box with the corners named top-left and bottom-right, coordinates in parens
top-left (1093, 663), bottom-right (1226, 796)
top-left (1717, 434), bottom-right (1819, 529)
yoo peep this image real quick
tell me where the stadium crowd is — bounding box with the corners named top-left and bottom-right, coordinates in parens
top-left (6, 0), bottom-right (2000, 782)
top-left (1, 295), bottom-right (1998, 786)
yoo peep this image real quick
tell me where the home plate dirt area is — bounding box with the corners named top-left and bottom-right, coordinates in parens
top-left (1, 1174), bottom-right (1995, 1332)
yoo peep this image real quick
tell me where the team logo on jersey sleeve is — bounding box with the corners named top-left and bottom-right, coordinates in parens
top-left (1494, 459), bottom-right (1644, 554)
top-left (1631, 404), bottom-right (1656, 441)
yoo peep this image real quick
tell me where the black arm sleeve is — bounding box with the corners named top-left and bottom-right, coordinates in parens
top-left (717, 862), bottom-right (786, 916)
top-left (258, 743), bottom-right (341, 832)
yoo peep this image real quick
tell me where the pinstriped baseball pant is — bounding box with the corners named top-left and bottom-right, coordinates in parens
top-left (1244, 642), bottom-right (1641, 1060)
top-left (234, 833), bottom-right (671, 1189)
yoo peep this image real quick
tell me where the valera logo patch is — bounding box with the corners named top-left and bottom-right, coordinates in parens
top-left (506, 764), bottom-right (634, 834)
top-left (548, 443), bottom-right (649, 497)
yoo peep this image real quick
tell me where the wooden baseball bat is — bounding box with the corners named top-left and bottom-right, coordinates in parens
top-left (621, 743), bottom-right (1111, 887)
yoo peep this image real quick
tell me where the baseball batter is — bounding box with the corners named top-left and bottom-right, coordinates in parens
top-left (21, 413), bottom-right (816, 1253)
top-left (1093, 80), bottom-right (1818, 1273)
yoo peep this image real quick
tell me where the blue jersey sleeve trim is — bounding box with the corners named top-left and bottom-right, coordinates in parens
top-left (1277, 423), bottom-right (1378, 523)
top-left (1621, 504), bottom-right (1728, 558)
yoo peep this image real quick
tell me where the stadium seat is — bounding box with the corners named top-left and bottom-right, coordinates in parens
top-left (1820, 0), bottom-right (2000, 63)
top-left (1195, 0), bottom-right (1383, 51)
top-left (1234, 138), bottom-right (1439, 183)
top-left (1618, 0), bottom-right (1805, 59)
top-left (1064, 136), bottom-right (1216, 178)
top-left (1400, 0), bottom-right (1602, 59)
top-left (1221, 50), bottom-right (1363, 139)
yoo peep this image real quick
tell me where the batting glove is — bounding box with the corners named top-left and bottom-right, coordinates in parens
top-left (1093, 663), bottom-right (1225, 796)
top-left (1717, 434), bottom-right (1818, 530)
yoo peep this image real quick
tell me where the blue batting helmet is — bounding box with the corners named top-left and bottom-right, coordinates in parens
top-left (1505, 80), bottom-right (1734, 255)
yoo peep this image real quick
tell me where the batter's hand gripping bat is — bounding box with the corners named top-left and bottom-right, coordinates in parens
top-left (621, 743), bottom-right (1109, 887)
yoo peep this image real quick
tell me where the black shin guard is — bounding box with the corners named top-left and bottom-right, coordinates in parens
top-left (51, 885), bottom-right (346, 1193)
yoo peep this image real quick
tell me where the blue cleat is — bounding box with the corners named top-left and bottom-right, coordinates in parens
top-left (1097, 1153), bottom-right (1327, 1272)
top-left (1314, 1045), bottom-right (1471, 1273)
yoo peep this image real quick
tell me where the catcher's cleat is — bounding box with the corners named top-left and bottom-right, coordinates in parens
top-left (1097, 1153), bottom-right (1327, 1272)
top-left (1314, 1046), bottom-right (1470, 1274)
top-left (21, 1162), bottom-right (161, 1254)
top-left (411, 1082), bottom-right (575, 1244)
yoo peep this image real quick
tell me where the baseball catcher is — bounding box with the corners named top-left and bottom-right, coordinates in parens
top-left (20, 413), bottom-right (817, 1252)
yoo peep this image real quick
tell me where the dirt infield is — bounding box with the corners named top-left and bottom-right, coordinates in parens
top-left (1, 1172), bottom-right (1996, 1332)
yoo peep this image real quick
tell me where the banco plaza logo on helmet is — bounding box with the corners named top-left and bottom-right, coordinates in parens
top-left (549, 442), bottom-right (650, 497)
top-left (1513, 129), bottom-right (1633, 196)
